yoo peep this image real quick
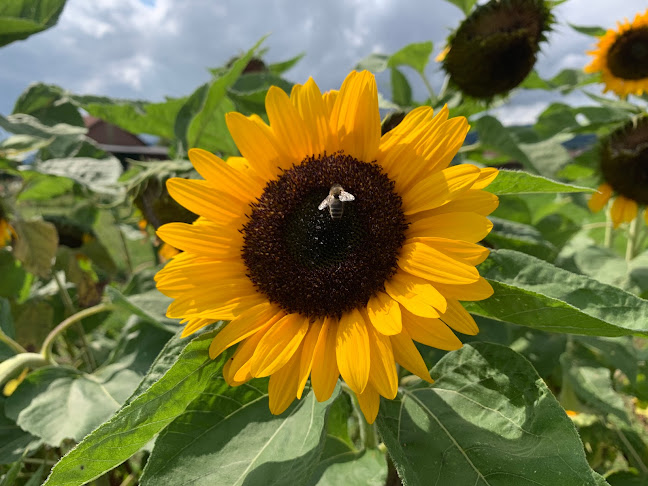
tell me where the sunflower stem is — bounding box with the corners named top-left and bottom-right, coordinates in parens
top-left (0, 328), bottom-right (27, 355)
top-left (41, 303), bottom-right (113, 364)
top-left (419, 71), bottom-right (436, 103)
top-left (626, 212), bottom-right (641, 261)
top-left (604, 206), bottom-right (614, 249)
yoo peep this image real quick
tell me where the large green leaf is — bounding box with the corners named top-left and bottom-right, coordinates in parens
top-left (0, 397), bottom-right (39, 465)
top-left (486, 217), bottom-right (557, 261)
top-left (11, 219), bottom-right (58, 278)
top-left (0, 0), bottom-right (67, 48)
top-left (387, 41), bottom-right (433, 74)
top-left (34, 157), bottom-right (123, 196)
top-left (177, 37), bottom-right (266, 155)
top-left (377, 343), bottom-right (607, 486)
top-left (140, 385), bottom-right (338, 485)
top-left (13, 83), bottom-right (83, 127)
top-left (466, 250), bottom-right (648, 337)
top-left (485, 169), bottom-right (593, 195)
top-left (42, 331), bottom-right (224, 486)
top-left (308, 442), bottom-right (387, 486)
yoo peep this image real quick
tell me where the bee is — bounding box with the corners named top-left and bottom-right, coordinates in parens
top-left (318, 184), bottom-right (355, 220)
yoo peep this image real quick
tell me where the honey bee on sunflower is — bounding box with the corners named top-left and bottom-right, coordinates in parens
top-left (585, 9), bottom-right (648, 97)
top-left (154, 71), bottom-right (498, 423)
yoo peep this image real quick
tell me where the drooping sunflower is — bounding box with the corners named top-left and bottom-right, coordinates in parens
top-left (589, 116), bottom-right (648, 227)
top-left (155, 71), bottom-right (499, 423)
top-left (441, 0), bottom-right (553, 99)
top-left (585, 9), bottom-right (648, 97)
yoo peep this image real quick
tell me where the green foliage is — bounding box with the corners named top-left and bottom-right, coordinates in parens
top-left (0, 0), bottom-right (67, 48)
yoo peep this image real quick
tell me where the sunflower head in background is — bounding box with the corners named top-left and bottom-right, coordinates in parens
top-left (585, 9), bottom-right (648, 97)
top-left (589, 117), bottom-right (648, 227)
top-left (154, 71), bottom-right (499, 423)
top-left (441, 0), bottom-right (553, 100)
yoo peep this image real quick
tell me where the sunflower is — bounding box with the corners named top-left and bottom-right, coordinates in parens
top-left (441, 0), bottom-right (552, 99)
top-left (588, 117), bottom-right (648, 228)
top-left (585, 9), bottom-right (648, 97)
top-left (0, 217), bottom-right (15, 247)
top-left (155, 71), bottom-right (499, 423)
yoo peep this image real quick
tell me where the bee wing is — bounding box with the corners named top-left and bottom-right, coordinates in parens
top-left (318, 195), bottom-right (333, 210)
top-left (339, 191), bottom-right (355, 202)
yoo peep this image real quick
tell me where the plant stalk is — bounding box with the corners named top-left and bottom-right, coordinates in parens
top-left (0, 329), bottom-right (27, 354)
top-left (41, 303), bottom-right (113, 363)
top-left (626, 212), bottom-right (641, 261)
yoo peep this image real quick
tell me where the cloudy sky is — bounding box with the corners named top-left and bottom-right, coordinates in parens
top-left (1, 0), bottom-right (646, 125)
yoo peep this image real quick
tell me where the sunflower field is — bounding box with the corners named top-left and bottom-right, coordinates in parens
top-left (2, 0), bottom-right (648, 484)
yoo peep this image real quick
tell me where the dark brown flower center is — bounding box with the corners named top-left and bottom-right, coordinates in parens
top-left (241, 152), bottom-right (407, 318)
top-left (601, 118), bottom-right (648, 205)
top-left (608, 27), bottom-right (648, 80)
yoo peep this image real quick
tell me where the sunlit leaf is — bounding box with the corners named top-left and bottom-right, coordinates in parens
top-left (387, 41), bottom-right (434, 74)
top-left (377, 343), bottom-right (606, 486)
top-left (12, 219), bottom-right (58, 278)
top-left (390, 68), bottom-right (412, 107)
top-left (467, 250), bottom-right (648, 337)
top-left (485, 170), bottom-right (594, 195)
top-left (43, 331), bottom-right (223, 486)
top-left (569, 24), bottom-right (606, 37)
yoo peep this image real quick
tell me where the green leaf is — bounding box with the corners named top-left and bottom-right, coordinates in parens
top-left (387, 41), bottom-right (434, 74)
top-left (486, 217), bottom-right (557, 261)
top-left (268, 52), bottom-right (305, 75)
top-left (308, 448), bottom-right (387, 486)
top-left (79, 95), bottom-right (187, 140)
top-left (390, 68), bottom-right (412, 107)
top-left (17, 173), bottom-right (75, 200)
top-left (141, 385), bottom-right (338, 485)
top-left (182, 37), bottom-right (266, 154)
top-left (569, 23), bottom-right (606, 37)
top-left (5, 365), bottom-right (141, 446)
top-left (0, 251), bottom-right (27, 299)
top-left (34, 157), bottom-right (123, 196)
top-left (485, 169), bottom-right (594, 195)
top-left (377, 343), bottom-right (604, 486)
top-left (0, 0), bottom-right (67, 48)
top-left (13, 83), bottom-right (83, 127)
top-left (355, 53), bottom-right (389, 73)
top-left (43, 331), bottom-right (224, 486)
top-left (0, 397), bottom-right (39, 465)
top-left (475, 116), bottom-right (534, 171)
top-left (105, 287), bottom-right (178, 332)
top-left (12, 219), bottom-right (58, 278)
top-left (466, 250), bottom-right (648, 337)
top-left (440, 0), bottom-right (478, 15)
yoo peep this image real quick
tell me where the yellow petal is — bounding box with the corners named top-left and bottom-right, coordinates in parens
top-left (402, 308), bottom-right (463, 351)
top-left (432, 278), bottom-right (494, 302)
top-left (403, 164), bottom-right (481, 215)
top-left (156, 222), bottom-right (242, 259)
top-left (366, 292), bottom-right (402, 335)
top-left (268, 350), bottom-right (301, 415)
top-left (588, 183), bottom-right (613, 213)
top-left (610, 196), bottom-right (637, 228)
top-left (440, 300), bottom-right (479, 335)
top-left (366, 322), bottom-right (398, 399)
top-left (398, 242), bottom-right (480, 285)
top-left (429, 189), bottom-right (499, 216)
top-left (165, 284), bottom-right (265, 320)
top-left (180, 317), bottom-right (217, 338)
top-left (187, 148), bottom-right (262, 200)
top-left (225, 112), bottom-right (284, 180)
top-left (250, 313), bottom-right (309, 377)
top-left (291, 78), bottom-right (329, 156)
top-left (472, 168), bottom-right (499, 190)
top-left (384, 271), bottom-right (446, 318)
top-left (412, 237), bottom-right (490, 266)
top-left (266, 86), bottom-right (314, 162)
top-left (166, 178), bottom-right (247, 224)
top-left (336, 308), bottom-right (370, 394)
top-left (356, 384), bottom-right (380, 424)
top-left (390, 328), bottom-right (433, 383)
top-left (296, 319), bottom-right (324, 399)
top-left (329, 71), bottom-right (380, 163)
top-left (223, 321), bottom-right (275, 386)
top-left (407, 212), bottom-right (493, 243)
top-left (208, 303), bottom-right (282, 359)
top-left (311, 317), bottom-right (340, 402)
top-left (420, 117), bottom-right (470, 173)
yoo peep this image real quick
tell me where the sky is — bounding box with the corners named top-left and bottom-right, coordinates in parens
top-left (0, 0), bottom-right (647, 126)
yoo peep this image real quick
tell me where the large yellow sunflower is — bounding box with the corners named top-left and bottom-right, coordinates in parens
top-left (155, 71), bottom-right (498, 423)
top-left (585, 9), bottom-right (648, 97)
